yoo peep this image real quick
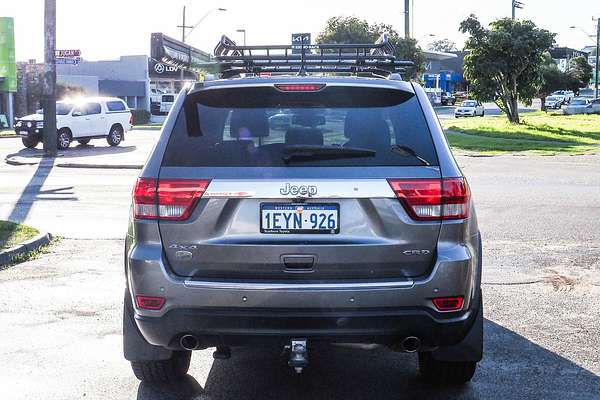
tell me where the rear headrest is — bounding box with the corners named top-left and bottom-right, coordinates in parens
top-left (285, 128), bottom-right (324, 146)
top-left (344, 110), bottom-right (390, 149)
top-left (229, 109), bottom-right (270, 138)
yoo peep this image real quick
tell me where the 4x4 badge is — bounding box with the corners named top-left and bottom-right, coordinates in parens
top-left (280, 183), bottom-right (317, 197)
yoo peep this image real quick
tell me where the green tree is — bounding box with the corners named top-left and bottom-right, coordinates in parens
top-left (459, 15), bottom-right (555, 123)
top-left (566, 56), bottom-right (593, 92)
top-left (538, 53), bottom-right (567, 111)
top-left (316, 16), bottom-right (426, 80)
top-left (427, 38), bottom-right (458, 52)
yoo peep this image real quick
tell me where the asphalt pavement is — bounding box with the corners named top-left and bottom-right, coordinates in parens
top-left (0, 130), bottom-right (598, 399)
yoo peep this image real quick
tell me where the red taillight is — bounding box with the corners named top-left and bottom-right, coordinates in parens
top-left (136, 295), bottom-right (166, 310)
top-left (133, 178), bottom-right (158, 219)
top-left (432, 296), bottom-right (464, 312)
top-left (133, 178), bottom-right (210, 221)
top-left (387, 178), bottom-right (470, 221)
top-left (274, 84), bottom-right (326, 92)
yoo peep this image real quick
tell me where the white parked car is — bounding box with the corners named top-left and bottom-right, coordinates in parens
top-left (15, 97), bottom-right (133, 149)
top-left (563, 97), bottom-right (599, 115)
top-left (552, 90), bottom-right (574, 104)
top-left (454, 100), bottom-right (485, 117)
top-left (545, 95), bottom-right (565, 109)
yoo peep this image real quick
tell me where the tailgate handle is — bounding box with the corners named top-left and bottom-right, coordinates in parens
top-left (282, 255), bottom-right (315, 271)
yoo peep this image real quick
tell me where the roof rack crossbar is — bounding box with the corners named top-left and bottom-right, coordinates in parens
top-left (210, 34), bottom-right (414, 78)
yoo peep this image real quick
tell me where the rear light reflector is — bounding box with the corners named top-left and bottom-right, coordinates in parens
top-left (387, 178), bottom-right (470, 221)
top-left (274, 83), bottom-right (326, 92)
top-left (432, 296), bottom-right (464, 312)
top-left (133, 178), bottom-right (211, 221)
top-left (136, 295), bottom-right (166, 310)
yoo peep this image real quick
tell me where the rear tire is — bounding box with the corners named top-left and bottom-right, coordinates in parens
top-left (481, 110), bottom-right (485, 117)
top-left (22, 137), bottom-right (39, 148)
top-left (130, 351), bottom-right (191, 383)
top-left (107, 125), bottom-right (123, 146)
top-left (418, 352), bottom-right (477, 384)
top-left (78, 139), bottom-right (90, 145)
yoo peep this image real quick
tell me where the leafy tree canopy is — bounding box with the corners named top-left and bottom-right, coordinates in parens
top-left (459, 15), bottom-right (555, 123)
top-left (567, 56), bottom-right (593, 90)
top-left (427, 38), bottom-right (458, 52)
top-left (316, 16), bottom-right (426, 80)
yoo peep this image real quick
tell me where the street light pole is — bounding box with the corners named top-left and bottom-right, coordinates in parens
top-left (512, 0), bottom-right (524, 20)
top-left (236, 29), bottom-right (246, 46)
top-left (595, 17), bottom-right (599, 99)
top-left (177, 6), bottom-right (193, 86)
top-left (43, 0), bottom-right (57, 157)
top-left (177, 7), bottom-right (226, 87)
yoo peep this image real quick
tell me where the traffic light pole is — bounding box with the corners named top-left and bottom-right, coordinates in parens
top-left (43, 0), bottom-right (57, 156)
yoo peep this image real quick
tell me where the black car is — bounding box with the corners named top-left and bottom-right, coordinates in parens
top-left (441, 92), bottom-right (456, 106)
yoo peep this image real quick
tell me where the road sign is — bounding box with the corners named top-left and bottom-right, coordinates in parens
top-left (55, 49), bottom-right (81, 58)
top-left (55, 57), bottom-right (81, 65)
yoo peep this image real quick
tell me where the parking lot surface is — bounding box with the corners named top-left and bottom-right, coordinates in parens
top-left (0, 132), bottom-right (598, 399)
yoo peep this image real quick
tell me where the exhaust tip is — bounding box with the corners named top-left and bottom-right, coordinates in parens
top-left (401, 336), bottom-right (421, 353)
top-left (180, 334), bottom-right (200, 350)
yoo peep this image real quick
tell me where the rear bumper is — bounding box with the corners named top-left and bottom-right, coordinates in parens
top-left (126, 224), bottom-right (481, 349)
top-left (135, 304), bottom-right (478, 350)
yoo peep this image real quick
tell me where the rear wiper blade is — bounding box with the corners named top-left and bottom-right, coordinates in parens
top-left (282, 145), bottom-right (376, 163)
top-left (391, 145), bottom-right (431, 166)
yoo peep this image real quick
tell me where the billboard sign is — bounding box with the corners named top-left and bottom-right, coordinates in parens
top-left (148, 59), bottom-right (197, 80)
top-left (151, 33), bottom-right (211, 71)
top-left (0, 17), bottom-right (17, 92)
top-left (291, 33), bottom-right (311, 54)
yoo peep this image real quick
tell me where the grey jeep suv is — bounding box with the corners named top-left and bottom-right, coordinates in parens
top-left (123, 36), bottom-right (482, 385)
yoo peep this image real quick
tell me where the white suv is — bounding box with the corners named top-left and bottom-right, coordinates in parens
top-left (15, 97), bottom-right (133, 149)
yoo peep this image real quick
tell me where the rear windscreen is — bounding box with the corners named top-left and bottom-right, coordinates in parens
top-left (162, 86), bottom-right (438, 167)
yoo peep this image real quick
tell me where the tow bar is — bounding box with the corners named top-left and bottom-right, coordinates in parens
top-left (287, 339), bottom-right (308, 373)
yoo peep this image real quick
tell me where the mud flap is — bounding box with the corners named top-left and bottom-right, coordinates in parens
top-left (432, 294), bottom-right (483, 362)
top-left (123, 290), bottom-right (173, 361)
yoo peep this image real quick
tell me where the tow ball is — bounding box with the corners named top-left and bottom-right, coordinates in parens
top-left (287, 339), bottom-right (308, 373)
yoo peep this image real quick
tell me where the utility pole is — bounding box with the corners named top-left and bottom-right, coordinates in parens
top-left (404, 0), bottom-right (410, 38)
top-left (43, 0), bottom-right (57, 157)
top-left (177, 6), bottom-right (193, 87)
top-left (594, 17), bottom-right (599, 99)
top-left (512, 0), bottom-right (524, 20)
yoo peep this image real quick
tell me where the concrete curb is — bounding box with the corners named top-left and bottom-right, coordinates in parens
top-left (0, 232), bottom-right (52, 266)
top-left (0, 134), bottom-right (18, 139)
top-left (4, 155), bottom-right (143, 170)
top-left (57, 163), bottom-right (143, 170)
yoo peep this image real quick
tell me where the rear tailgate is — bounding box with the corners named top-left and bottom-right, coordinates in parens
top-left (157, 82), bottom-right (442, 281)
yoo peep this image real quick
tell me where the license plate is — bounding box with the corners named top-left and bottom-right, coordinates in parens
top-left (260, 203), bottom-right (339, 234)
top-left (18, 131), bottom-right (29, 136)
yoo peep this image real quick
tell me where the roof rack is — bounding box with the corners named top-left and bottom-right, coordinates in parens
top-left (206, 34), bottom-right (414, 79)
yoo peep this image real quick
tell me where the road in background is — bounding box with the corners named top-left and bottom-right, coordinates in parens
top-left (0, 132), bottom-right (598, 399)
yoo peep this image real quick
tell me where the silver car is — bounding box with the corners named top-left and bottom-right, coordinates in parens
top-left (123, 37), bottom-right (483, 386)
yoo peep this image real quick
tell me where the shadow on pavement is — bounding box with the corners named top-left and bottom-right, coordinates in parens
top-left (136, 319), bottom-right (599, 400)
top-left (6, 157), bottom-right (76, 223)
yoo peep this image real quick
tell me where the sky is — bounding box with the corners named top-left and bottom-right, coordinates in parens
top-left (0, 0), bottom-right (598, 62)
